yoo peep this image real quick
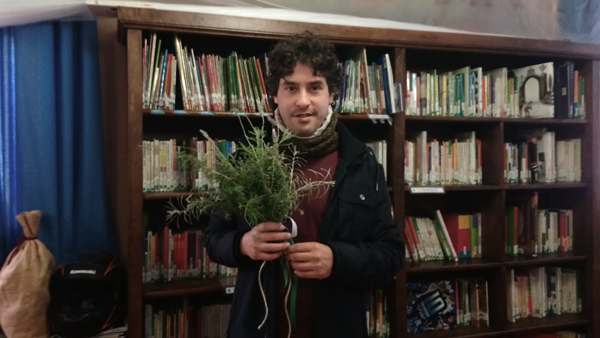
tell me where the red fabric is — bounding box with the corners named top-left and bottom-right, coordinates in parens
top-left (275, 151), bottom-right (338, 338)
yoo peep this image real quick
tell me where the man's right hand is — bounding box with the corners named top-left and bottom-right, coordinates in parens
top-left (240, 222), bottom-right (291, 261)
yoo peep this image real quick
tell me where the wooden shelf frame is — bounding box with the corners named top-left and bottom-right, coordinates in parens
top-left (94, 6), bottom-right (600, 338)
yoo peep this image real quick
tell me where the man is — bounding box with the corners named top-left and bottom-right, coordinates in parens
top-left (205, 32), bottom-right (403, 338)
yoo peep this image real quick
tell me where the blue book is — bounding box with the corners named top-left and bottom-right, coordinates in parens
top-left (377, 55), bottom-right (394, 114)
top-left (407, 280), bottom-right (457, 333)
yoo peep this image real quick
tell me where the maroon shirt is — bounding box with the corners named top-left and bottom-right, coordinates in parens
top-left (275, 150), bottom-right (339, 338)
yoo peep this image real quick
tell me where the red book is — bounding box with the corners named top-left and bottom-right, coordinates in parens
top-left (404, 227), bottom-right (415, 261)
top-left (164, 227), bottom-right (169, 272)
top-left (443, 214), bottom-right (471, 259)
top-left (177, 234), bottom-right (182, 276)
top-left (482, 77), bottom-right (487, 114)
top-left (406, 218), bottom-right (420, 253)
top-left (504, 144), bottom-right (507, 183)
top-left (514, 208), bottom-right (519, 255)
top-left (195, 231), bottom-right (200, 273)
top-left (559, 212), bottom-right (564, 252)
top-left (255, 58), bottom-right (270, 112)
top-left (184, 231), bottom-right (189, 272)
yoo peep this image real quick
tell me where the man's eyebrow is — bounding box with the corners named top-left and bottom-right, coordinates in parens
top-left (308, 80), bottom-right (326, 85)
top-left (280, 79), bottom-right (326, 85)
top-left (281, 79), bottom-right (297, 85)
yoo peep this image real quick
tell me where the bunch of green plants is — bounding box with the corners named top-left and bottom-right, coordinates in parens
top-left (166, 118), bottom-right (333, 227)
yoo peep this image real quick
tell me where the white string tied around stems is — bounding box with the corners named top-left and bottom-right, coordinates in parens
top-left (257, 217), bottom-right (298, 336)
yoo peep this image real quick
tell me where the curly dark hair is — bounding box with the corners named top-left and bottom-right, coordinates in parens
top-left (266, 32), bottom-right (342, 100)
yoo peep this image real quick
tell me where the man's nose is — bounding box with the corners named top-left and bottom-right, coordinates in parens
top-left (296, 89), bottom-right (310, 108)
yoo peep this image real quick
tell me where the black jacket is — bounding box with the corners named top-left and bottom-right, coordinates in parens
top-left (205, 122), bottom-right (404, 338)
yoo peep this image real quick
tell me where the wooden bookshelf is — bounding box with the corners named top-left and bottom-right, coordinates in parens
top-left (503, 314), bottom-right (589, 334)
top-left (143, 278), bottom-right (223, 299)
top-left (504, 252), bottom-right (588, 267)
top-left (143, 191), bottom-right (196, 200)
top-left (407, 327), bottom-right (498, 338)
top-left (143, 277), bottom-right (237, 299)
top-left (406, 258), bottom-right (503, 274)
top-left (406, 315), bottom-right (589, 338)
top-left (94, 6), bottom-right (600, 338)
top-left (141, 108), bottom-right (390, 122)
top-left (405, 183), bottom-right (588, 192)
top-left (405, 115), bottom-right (588, 125)
top-left (502, 182), bottom-right (588, 190)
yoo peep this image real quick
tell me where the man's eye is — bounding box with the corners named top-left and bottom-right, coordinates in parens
top-left (285, 86), bottom-right (296, 92)
top-left (311, 86), bottom-right (323, 91)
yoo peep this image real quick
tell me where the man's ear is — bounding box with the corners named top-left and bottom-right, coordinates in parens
top-left (328, 92), bottom-right (334, 105)
top-left (274, 95), bottom-right (279, 105)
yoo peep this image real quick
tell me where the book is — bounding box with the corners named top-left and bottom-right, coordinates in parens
top-left (407, 280), bottom-right (457, 333)
top-left (508, 62), bottom-right (554, 118)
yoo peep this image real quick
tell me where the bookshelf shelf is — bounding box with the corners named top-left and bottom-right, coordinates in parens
top-left (144, 189), bottom-right (392, 200)
top-left (143, 279), bottom-right (224, 299)
top-left (97, 6), bottom-right (600, 338)
top-left (142, 109), bottom-right (389, 122)
top-left (404, 185), bottom-right (503, 192)
top-left (505, 252), bottom-right (588, 267)
top-left (406, 258), bottom-right (503, 274)
top-left (404, 183), bottom-right (587, 193)
top-left (336, 113), bottom-right (393, 121)
top-left (503, 314), bottom-right (589, 334)
top-left (405, 115), bottom-right (588, 125)
top-left (502, 182), bottom-right (588, 190)
top-left (142, 109), bottom-right (272, 118)
top-left (143, 191), bottom-right (198, 200)
top-left (407, 327), bottom-right (499, 338)
top-left (143, 277), bottom-right (237, 299)
top-left (501, 118), bottom-right (588, 125)
top-left (406, 315), bottom-right (588, 338)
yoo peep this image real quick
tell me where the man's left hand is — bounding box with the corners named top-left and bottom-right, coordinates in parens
top-left (286, 242), bottom-right (333, 279)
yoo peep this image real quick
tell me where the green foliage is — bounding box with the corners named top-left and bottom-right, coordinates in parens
top-left (167, 118), bottom-right (333, 228)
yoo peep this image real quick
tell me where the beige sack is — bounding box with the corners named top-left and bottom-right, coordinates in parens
top-left (0, 210), bottom-right (55, 338)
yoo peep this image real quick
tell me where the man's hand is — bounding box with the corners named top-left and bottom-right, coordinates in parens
top-left (286, 242), bottom-right (333, 279)
top-left (240, 222), bottom-right (291, 261)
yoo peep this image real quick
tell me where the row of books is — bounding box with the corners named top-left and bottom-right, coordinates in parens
top-left (145, 299), bottom-right (230, 338)
top-left (143, 228), bottom-right (237, 284)
top-left (143, 34), bottom-right (271, 113)
top-left (405, 211), bottom-right (482, 263)
top-left (507, 267), bottom-right (581, 322)
top-left (405, 61), bottom-right (586, 119)
top-left (404, 131), bottom-right (482, 186)
top-left (143, 33), bottom-right (178, 110)
top-left (144, 292), bottom-right (388, 338)
top-left (142, 139), bottom-right (236, 193)
top-left (338, 48), bottom-right (399, 115)
top-left (506, 191), bottom-right (575, 257)
top-left (505, 134), bottom-right (581, 184)
top-left (405, 201), bottom-right (575, 263)
top-left (367, 290), bottom-right (390, 338)
top-left (407, 279), bottom-right (489, 333)
top-left (507, 207), bottom-right (575, 257)
top-left (143, 138), bottom-right (386, 194)
top-left (141, 35), bottom-right (586, 119)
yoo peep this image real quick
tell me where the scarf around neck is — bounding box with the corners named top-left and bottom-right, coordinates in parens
top-left (274, 106), bottom-right (339, 159)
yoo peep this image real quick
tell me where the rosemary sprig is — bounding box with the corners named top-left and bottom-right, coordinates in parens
top-left (166, 117), bottom-right (333, 227)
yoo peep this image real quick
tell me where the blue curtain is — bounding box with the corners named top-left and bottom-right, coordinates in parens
top-left (0, 28), bottom-right (18, 265)
top-left (0, 21), bottom-right (116, 264)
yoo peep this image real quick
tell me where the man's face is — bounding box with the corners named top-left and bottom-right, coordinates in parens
top-left (274, 63), bottom-right (334, 137)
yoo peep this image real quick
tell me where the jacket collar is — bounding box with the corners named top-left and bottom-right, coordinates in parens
top-left (335, 122), bottom-right (367, 166)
